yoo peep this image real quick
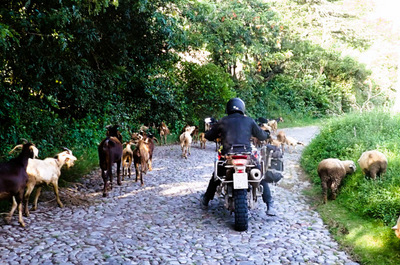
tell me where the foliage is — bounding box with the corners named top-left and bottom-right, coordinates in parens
top-left (179, 62), bottom-right (235, 126)
top-left (0, 0), bottom-right (392, 159)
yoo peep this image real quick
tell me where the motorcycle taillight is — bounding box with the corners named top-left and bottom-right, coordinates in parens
top-left (231, 155), bottom-right (250, 159)
top-left (232, 159), bottom-right (249, 166)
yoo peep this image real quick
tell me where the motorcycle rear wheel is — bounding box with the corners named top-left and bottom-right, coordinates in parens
top-left (234, 189), bottom-right (248, 231)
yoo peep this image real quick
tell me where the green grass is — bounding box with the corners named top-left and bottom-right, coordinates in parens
top-left (301, 110), bottom-right (400, 264)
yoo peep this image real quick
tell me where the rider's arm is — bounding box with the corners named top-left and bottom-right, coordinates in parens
top-left (252, 121), bottom-right (270, 141)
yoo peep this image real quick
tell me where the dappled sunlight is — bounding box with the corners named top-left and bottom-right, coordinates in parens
top-left (117, 185), bottom-right (157, 199)
top-left (159, 181), bottom-right (208, 197)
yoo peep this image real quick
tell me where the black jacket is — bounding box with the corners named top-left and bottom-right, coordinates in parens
top-left (205, 113), bottom-right (270, 154)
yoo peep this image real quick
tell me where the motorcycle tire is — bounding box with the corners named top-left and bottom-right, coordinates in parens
top-left (234, 189), bottom-right (248, 231)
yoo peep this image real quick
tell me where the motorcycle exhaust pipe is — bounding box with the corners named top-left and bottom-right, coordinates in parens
top-left (249, 168), bottom-right (262, 181)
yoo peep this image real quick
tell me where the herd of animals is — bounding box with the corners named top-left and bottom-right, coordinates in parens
top-left (0, 117), bottom-right (399, 239)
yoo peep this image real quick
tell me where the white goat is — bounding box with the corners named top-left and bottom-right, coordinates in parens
top-left (179, 126), bottom-right (196, 159)
top-left (24, 148), bottom-right (77, 216)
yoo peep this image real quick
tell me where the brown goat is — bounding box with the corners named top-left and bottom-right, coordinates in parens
top-left (122, 141), bottom-right (134, 180)
top-left (159, 122), bottom-right (170, 145)
top-left (98, 125), bottom-right (123, 197)
top-left (133, 137), bottom-right (152, 186)
top-left (199, 133), bottom-right (207, 149)
top-left (1, 141), bottom-right (37, 227)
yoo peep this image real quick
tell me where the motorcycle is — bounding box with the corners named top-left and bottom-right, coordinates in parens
top-left (213, 144), bottom-right (279, 231)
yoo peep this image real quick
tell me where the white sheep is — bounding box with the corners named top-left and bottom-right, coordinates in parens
top-left (317, 158), bottom-right (356, 203)
top-left (357, 150), bottom-right (388, 180)
top-left (24, 148), bottom-right (77, 216)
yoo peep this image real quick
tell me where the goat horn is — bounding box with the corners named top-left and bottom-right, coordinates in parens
top-left (21, 138), bottom-right (28, 144)
top-left (62, 147), bottom-right (72, 154)
top-left (9, 144), bottom-right (23, 154)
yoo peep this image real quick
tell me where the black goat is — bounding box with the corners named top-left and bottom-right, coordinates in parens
top-left (98, 125), bottom-right (123, 197)
top-left (0, 141), bottom-right (37, 227)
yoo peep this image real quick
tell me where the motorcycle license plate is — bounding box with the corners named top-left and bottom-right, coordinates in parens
top-left (233, 173), bottom-right (248, 189)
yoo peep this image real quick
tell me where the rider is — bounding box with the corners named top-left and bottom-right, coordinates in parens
top-left (201, 98), bottom-right (277, 216)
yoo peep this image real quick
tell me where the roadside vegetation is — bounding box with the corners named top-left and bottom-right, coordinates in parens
top-left (301, 111), bottom-right (400, 264)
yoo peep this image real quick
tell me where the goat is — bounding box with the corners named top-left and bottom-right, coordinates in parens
top-left (267, 120), bottom-right (278, 135)
top-left (122, 141), bottom-right (134, 180)
top-left (133, 138), bottom-right (151, 186)
top-left (284, 136), bottom-right (305, 153)
top-left (276, 131), bottom-right (287, 153)
top-left (24, 148), bottom-right (77, 216)
top-left (98, 125), bottom-right (123, 197)
top-left (199, 133), bottom-right (207, 149)
top-left (131, 132), bottom-right (143, 145)
top-left (158, 122), bottom-right (170, 145)
top-left (0, 141), bottom-right (37, 227)
top-left (204, 118), bottom-right (221, 151)
top-left (192, 126), bottom-right (199, 144)
top-left (179, 126), bottom-right (196, 159)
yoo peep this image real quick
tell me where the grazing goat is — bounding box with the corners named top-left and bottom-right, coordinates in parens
top-left (199, 133), bottom-right (207, 149)
top-left (0, 141), bottom-right (37, 227)
top-left (159, 122), bottom-right (170, 145)
top-left (317, 158), bottom-right (356, 203)
top-left (98, 125), bottom-right (123, 197)
top-left (180, 126), bottom-right (196, 159)
top-left (122, 141), bottom-right (134, 180)
top-left (358, 150), bottom-right (388, 180)
top-left (24, 148), bottom-right (77, 216)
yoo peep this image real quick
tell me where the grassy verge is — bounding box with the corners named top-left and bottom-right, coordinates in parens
top-left (301, 110), bottom-right (400, 264)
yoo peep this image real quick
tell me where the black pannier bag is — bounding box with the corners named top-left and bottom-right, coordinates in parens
top-left (262, 145), bottom-right (284, 183)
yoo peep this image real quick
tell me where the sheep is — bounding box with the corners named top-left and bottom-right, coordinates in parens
top-left (179, 126), bottom-right (196, 159)
top-left (122, 141), bottom-right (134, 180)
top-left (357, 150), bottom-right (388, 180)
top-left (199, 133), bottom-right (207, 149)
top-left (317, 158), bottom-right (356, 203)
top-left (24, 148), bottom-right (77, 216)
top-left (158, 122), bottom-right (170, 145)
top-left (98, 125), bottom-right (123, 197)
top-left (284, 136), bottom-right (305, 153)
top-left (392, 215), bottom-right (400, 239)
top-left (0, 141), bottom-right (37, 227)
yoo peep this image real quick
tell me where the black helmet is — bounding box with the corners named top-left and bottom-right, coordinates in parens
top-left (226, 98), bottom-right (245, 115)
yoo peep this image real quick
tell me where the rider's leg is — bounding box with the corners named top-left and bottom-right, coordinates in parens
top-left (260, 179), bottom-right (277, 216)
top-left (202, 174), bottom-right (221, 206)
